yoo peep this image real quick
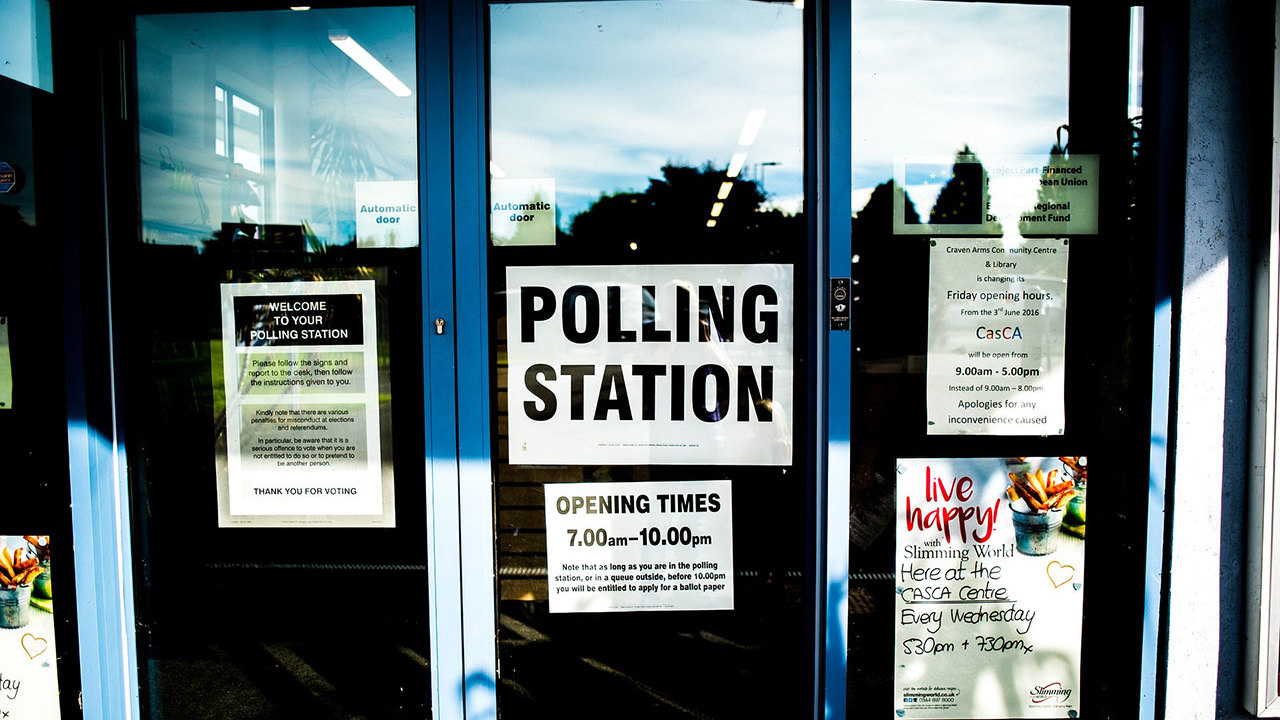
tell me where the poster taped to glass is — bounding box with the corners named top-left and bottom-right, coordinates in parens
top-left (926, 238), bottom-right (1068, 435)
top-left (216, 278), bottom-right (394, 527)
top-left (894, 456), bottom-right (1086, 718)
top-left (0, 535), bottom-right (59, 718)
top-left (505, 263), bottom-right (793, 465)
top-left (543, 480), bottom-right (734, 613)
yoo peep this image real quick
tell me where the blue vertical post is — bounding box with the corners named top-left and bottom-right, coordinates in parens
top-left (57, 7), bottom-right (141, 716)
top-left (67, 280), bottom-right (141, 720)
top-left (450, 0), bottom-right (499, 718)
top-left (1140, 7), bottom-right (1180, 720)
top-left (421, 2), bottom-right (466, 719)
top-left (821, 0), bottom-right (852, 717)
top-left (62, 130), bottom-right (141, 720)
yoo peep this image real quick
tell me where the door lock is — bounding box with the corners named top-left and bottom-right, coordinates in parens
top-left (829, 278), bottom-right (851, 331)
top-left (434, 317), bottom-right (446, 335)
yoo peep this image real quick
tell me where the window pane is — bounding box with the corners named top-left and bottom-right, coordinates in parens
top-left (0, 0), bottom-right (53, 92)
top-left (137, 7), bottom-right (419, 249)
top-left (847, 1), bottom-right (1074, 715)
top-left (488, 1), bottom-right (810, 716)
top-left (214, 86), bottom-right (227, 156)
top-left (129, 8), bottom-right (430, 719)
top-left (852, 1), bottom-right (1070, 216)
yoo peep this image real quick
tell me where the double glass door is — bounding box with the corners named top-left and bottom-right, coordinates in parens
top-left (120, 0), bottom-right (1154, 718)
top-left (125, 1), bottom-right (818, 718)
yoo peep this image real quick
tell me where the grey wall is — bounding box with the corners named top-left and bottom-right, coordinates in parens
top-left (1164, 0), bottom-right (1277, 717)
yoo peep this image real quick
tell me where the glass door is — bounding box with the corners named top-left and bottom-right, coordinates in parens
top-left (843, 2), bottom-right (1154, 717)
top-left (480, 1), bottom-right (815, 717)
top-left (99, 1), bottom-right (1161, 718)
top-left (125, 6), bottom-right (440, 718)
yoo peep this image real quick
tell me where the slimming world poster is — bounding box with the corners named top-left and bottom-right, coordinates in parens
top-left (894, 457), bottom-right (1086, 718)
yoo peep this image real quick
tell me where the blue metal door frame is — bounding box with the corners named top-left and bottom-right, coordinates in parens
top-left (449, 1), bottom-right (501, 718)
top-left (819, 0), bottom-right (853, 715)
top-left (444, 2), bottom-right (852, 719)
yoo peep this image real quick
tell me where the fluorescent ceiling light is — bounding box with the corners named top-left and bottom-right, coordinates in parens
top-left (329, 32), bottom-right (411, 97)
top-left (710, 202), bottom-right (724, 218)
top-left (738, 109), bottom-right (767, 146)
top-left (717, 181), bottom-right (733, 200)
top-left (726, 152), bottom-right (748, 178)
top-left (706, 219), bottom-right (717, 228)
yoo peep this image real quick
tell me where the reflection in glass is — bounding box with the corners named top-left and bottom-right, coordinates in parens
top-left (489, 1), bottom-right (808, 717)
top-left (128, 8), bottom-right (429, 720)
top-left (852, 1), bottom-right (1069, 217)
top-left (846, 1), bottom-right (1071, 714)
top-left (490, 0), bottom-right (804, 233)
top-left (0, 0), bottom-right (53, 92)
top-left (136, 8), bottom-right (418, 249)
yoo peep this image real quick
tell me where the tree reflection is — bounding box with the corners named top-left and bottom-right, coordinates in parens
top-left (851, 179), bottom-right (926, 362)
top-left (556, 163), bottom-right (803, 264)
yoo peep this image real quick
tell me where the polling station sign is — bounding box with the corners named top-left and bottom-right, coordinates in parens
top-left (506, 264), bottom-right (793, 466)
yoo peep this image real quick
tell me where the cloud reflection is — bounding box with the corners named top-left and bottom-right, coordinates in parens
top-left (489, 1), bottom-right (805, 226)
top-left (490, 0), bottom-right (1068, 228)
top-left (854, 1), bottom-right (1071, 205)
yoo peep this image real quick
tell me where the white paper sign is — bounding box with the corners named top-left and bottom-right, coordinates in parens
top-left (491, 178), bottom-right (556, 246)
top-left (894, 457), bottom-right (1085, 719)
top-left (217, 280), bottom-right (393, 526)
top-left (927, 238), bottom-right (1068, 435)
top-left (894, 154), bottom-right (1099, 237)
top-left (0, 317), bottom-right (11, 410)
top-left (355, 181), bottom-right (418, 248)
top-left (506, 264), bottom-right (793, 465)
top-left (544, 480), bottom-right (734, 613)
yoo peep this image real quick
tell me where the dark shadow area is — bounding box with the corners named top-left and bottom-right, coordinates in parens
top-left (0, 72), bottom-right (86, 720)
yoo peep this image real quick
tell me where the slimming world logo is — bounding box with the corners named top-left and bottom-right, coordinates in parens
top-left (1029, 682), bottom-right (1073, 704)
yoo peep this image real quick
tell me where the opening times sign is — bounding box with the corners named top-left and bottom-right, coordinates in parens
top-left (506, 264), bottom-right (793, 465)
top-left (927, 238), bottom-right (1068, 435)
top-left (894, 457), bottom-right (1085, 718)
top-left (544, 480), bottom-right (734, 613)
top-left (218, 279), bottom-right (392, 527)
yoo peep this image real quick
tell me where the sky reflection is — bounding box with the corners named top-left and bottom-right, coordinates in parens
top-left (490, 0), bottom-right (1067, 227)
top-left (853, 0), bottom-right (1070, 213)
top-left (490, 0), bottom-right (805, 226)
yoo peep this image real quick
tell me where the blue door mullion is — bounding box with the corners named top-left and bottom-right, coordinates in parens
top-left (421, 1), bottom-right (467, 719)
top-left (450, 0), bottom-right (500, 718)
top-left (821, 0), bottom-right (853, 717)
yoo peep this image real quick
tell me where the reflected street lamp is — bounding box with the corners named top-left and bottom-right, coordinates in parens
top-left (758, 161), bottom-right (780, 197)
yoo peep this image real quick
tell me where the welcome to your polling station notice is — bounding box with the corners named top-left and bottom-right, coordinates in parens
top-left (217, 279), bottom-right (393, 527)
